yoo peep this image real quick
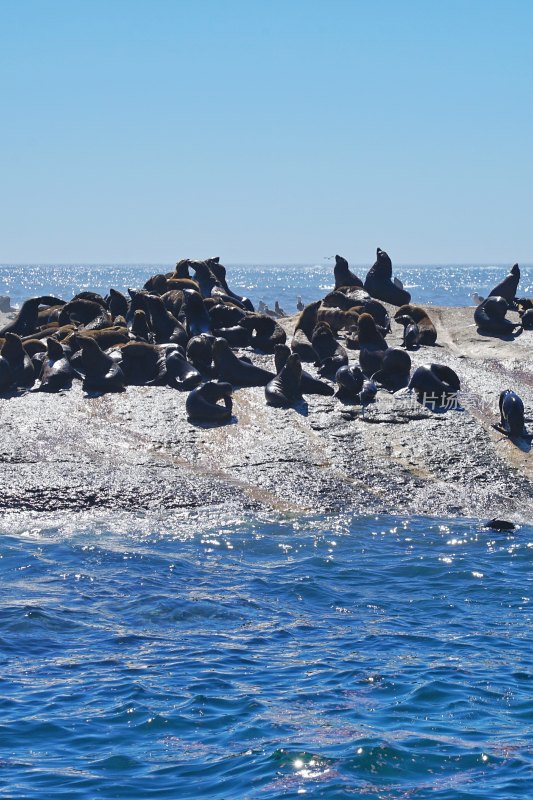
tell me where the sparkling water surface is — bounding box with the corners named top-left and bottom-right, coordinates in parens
top-left (1, 263), bottom-right (532, 312)
top-left (1, 512), bottom-right (531, 799)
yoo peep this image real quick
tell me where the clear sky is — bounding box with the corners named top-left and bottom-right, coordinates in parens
top-left (0, 0), bottom-right (531, 264)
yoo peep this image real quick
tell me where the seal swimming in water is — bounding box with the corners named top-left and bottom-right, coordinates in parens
top-left (474, 296), bottom-right (520, 335)
top-left (333, 255), bottom-right (364, 290)
top-left (497, 390), bottom-right (529, 437)
top-left (212, 338), bottom-right (275, 386)
top-left (364, 248), bottom-right (411, 306)
top-left (488, 264), bottom-right (520, 306)
top-left (186, 380), bottom-right (233, 422)
top-left (265, 353), bottom-right (303, 407)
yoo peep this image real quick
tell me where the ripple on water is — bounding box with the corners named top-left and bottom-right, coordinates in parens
top-left (0, 512), bottom-right (531, 798)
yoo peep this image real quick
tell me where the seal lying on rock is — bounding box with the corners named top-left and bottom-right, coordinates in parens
top-left (371, 347), bottom-right (411, 391)
top-left (409, 363), bottom-right (460, 405)
top-left (364, 248), bottom-right (411, 306)
top-left (474, 296), bottom-right (521, 335)
top-left (265, 353), bottom-right (303, 407)
top-left (1, 333), bottom-right (35, 388)
top-left (311, 323), bottom-right (348, 378)
top-left (394, 305), bottom-right (437, 346)
top-left (186, 380), bottom-right (233, 422)
top-left (346, 313), bottom-right (388, 351)
top-left (213, 337), bottom-right (275, 386)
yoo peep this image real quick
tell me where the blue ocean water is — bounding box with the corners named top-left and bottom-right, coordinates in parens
top-left (1, 264), bottom-right (532, 798)
top-left (0, 262), bottom-right (532, 312)
top-left (0, 512), bottom-right (531, 799)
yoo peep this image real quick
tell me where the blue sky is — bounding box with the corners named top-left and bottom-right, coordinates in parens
top-left (0, 0), bottom-right (531, 263)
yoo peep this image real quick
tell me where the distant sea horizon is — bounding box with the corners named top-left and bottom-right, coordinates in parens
top-left (0, 262), bottom-right (531, 312)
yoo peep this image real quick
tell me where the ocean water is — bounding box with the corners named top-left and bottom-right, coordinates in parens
top-left (0, 512), bottom-right (531, 799)
top-left (1, 264), bottom-right (532, 798)
top-left (0, 262), bottom-right (532, 313)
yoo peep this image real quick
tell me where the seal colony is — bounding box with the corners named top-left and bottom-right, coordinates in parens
top-left (0, 250), bottom-right (531, 524)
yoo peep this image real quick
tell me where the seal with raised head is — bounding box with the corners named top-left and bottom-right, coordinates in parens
top-left (72, 335), bottom-right (125, 393)
top-left (118, 341), bottom-right (167, 386)
top-left (186, 334), bottom-right (216, 374)
top-left (488, 264), bottom-right (520, 306)
top-left (474, 296), bottom-right (520, 335)
top-left (265, 353), bottom-right (303, 407)
top-left (213, 337), bottom-right (275, 386)
top-left (182, 290), bottom-right (213, 338)
top-left (239, 313), bottom-right (286, 353)
top-left (334, 255), bottom-right (364, 290)
top-left (275, 344), bottom-right (333, 396)
top-left (364, 248), bottom-right (411, 306)
top-left (0, 297), bottom-right (54, 338)
top-left (186, 380), bottom-right (233, 422)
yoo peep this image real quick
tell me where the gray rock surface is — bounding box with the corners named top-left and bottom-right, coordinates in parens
top-left (0, 306), bottom-right (531, 523)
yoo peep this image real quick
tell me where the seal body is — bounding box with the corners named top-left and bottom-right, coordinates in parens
top-left (488, 264), bottom-right (520, 305)
top-left (213, 338), bottom-right (275, 386)
top-left (275, 345), bottom-right (334, 396)
top-left (186, 380), bottom-right (233, 422)
top-left (499, 390), bottom-right (526, 436)
top-left (394, 305), bottom-right (437, 346)
top-left (364, 248), bottom-right (411, 306)
top-left (265, 353), bottom-right (303, 407)
top-left (334, 255), bottom-right (363, 290)
top-left (335, 364), bottom-right (364, 402)
top-left (474, 296), bottom-right (519, 335)
top-left (409, 363), bottom-right (460, 406)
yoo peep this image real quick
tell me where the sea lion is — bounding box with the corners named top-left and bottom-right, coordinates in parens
top-left (0, 355), bottom-right (13, 392)
top-left (146, 294), bottom-right (188, 345)
top-left (290, 327), bottom-right (318, 363)
top-left (213, 325), bottom-right (251, 348)
top-left (274, 344), bottom-right (334, 396)
top-left (186, 334), bottom-right (215, 374)
top-left (160, 289), bottom-right (183, 319)
top-left (174, 259), bottom-right (191, 279)
top-left (364, 248), bottom-right (411, 306)
top-left (311, 323), bottom-right (348, 378)
top-left (182, 290), bottom-right (213, 338)
top-left (316, 306), bottom-right (360, 332)
top-left (1, 333), bottom-right (35, 388)
top-left (394, 305), bottom-right (437, 345)
top-left (520, 308), bottom-right (533, 330)
top-left (131, 310), bottom-right (152, 341)
top-left (189, 260), bottom-right (218, 298)
top-left (34, 338), bottom-right (74, 392)
top-left (335, 364), bottom-right (364, 402)
top-left (498, 390), bottom-right (528, 437)
top-left (474, 296), bottom-right (520, 335)
top-left (359, 347), bottom-right (386, 378)
top-left (295, 301), bottom-right (321, 339)
top-left (265, 353), bottom-right (303, 407)
top-left (207, 260), bottom-right (254, 311)
top-left (108, 288), bottom-right (129, 319)
top-left (186, 380), bottom-right (233, 422)
top-left (488, 264), bottom-right (520, 305)
top-left (22, 338), bottom-right (47, 357)
top-left (72, 291), bottom-right (107, 307)
top-left (409, 363), bottom-right (460, 406)
top-left (119, 342), bottom-right (167, 386)
top-left (334, 255), bottom-right (364, 290)
top-left (144, 274), bottom-right (168, 294)
top-left (346, 313), bottom-right (388, 350)
top-left (0, 297), bottom-right (46, 338)
top-left (213, 337), bottom-right (275, 386)
top-left (239, 313), bottom-right (286, 353)
top-left (166, 349), bottom-right (203, 390)
top-left (72, 336), bottom-right (125, 393)
top-left (58, 298), bottom-right (106, 327)
top-left (371, 347), bottom-right (411, 391)
top-left (209, 302), bottom-right (246, 328)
